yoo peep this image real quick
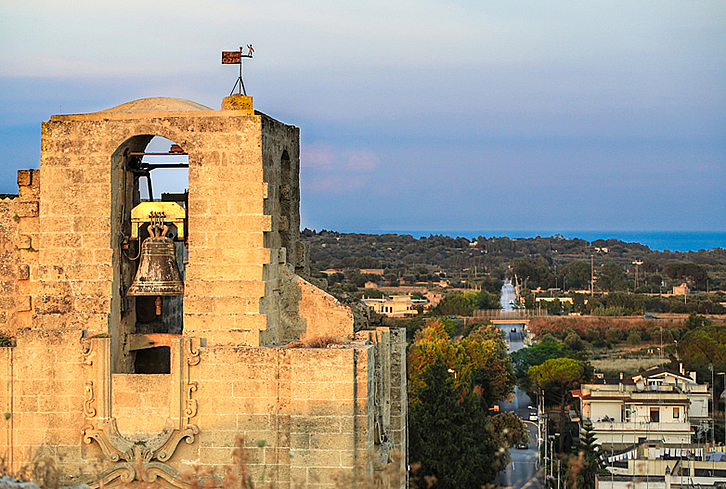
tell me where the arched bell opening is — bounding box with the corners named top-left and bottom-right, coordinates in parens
top-left (279, 150), bottom-right (292, 257)
top-left (112, 135), bottom-right (188, 374)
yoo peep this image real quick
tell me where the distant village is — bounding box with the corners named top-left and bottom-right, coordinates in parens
top-left (318, 265), bottom-right (708, 319)
top-left (309, 230), bottom-right (726, 489)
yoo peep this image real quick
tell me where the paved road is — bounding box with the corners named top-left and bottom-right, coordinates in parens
top-left (504, 424), bottom-right (543, 489)
top-left (501, 278), bottom-right (516, 310)
top-left (495, 313), bottom-right (543, 489)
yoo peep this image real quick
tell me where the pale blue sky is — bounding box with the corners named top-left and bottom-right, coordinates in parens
top-left (1, 1), bottom-right (724, 233)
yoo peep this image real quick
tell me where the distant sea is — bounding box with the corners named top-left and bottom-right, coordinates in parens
top-left (351, 230), bottom-right (726, 253)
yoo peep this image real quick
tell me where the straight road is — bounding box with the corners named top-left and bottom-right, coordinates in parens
top-left (501, 278), bottom-right (516, 310)
top-left (503, 422), bottom-right (543, 489)
top-left (495, 288), bottom-right (543, 489)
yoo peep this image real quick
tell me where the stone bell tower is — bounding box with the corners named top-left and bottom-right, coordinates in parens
top-left (0, 95), bottom-right (407, 488)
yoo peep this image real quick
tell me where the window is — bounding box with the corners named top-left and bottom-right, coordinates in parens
top-left (650, 407), bottom-right (660, 423)
top-left (673, 407), bottom-right (680, 419)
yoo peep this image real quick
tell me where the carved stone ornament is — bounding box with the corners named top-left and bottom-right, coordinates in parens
top-left (82, 418), bottom-right (200, 488)
top-left (185, 338), bottom-right (201, 425)
top-left (83, 381), bottom-right (96, 418)
top-left (81, 336), bottom-right (94, 365)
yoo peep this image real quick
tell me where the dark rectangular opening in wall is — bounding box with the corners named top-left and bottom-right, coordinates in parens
top-left (135, 346), bottom-right (171, 374)
top-left (650, 408), bottom-right (659, 423)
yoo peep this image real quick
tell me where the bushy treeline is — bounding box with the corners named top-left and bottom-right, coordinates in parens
top-left (303, 229), bottom-right (726, 292)
top-left (528, 316), bottom-right (686, 349)
top-left (529, 291), bottom-right (726, 316)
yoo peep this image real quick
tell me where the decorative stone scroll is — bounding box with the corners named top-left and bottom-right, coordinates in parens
top-left (80, 337), bottom-right (94, 365)
top-left (182, 338), bottom-right (201, 426)
top-left (83, 381), bottom-right (96, 418)
top-left (82, 418), bottom-right (200, 488)
top-left (80, 335), bottom-right (204, 488)
top-left (81, 334), bottom-right (111, 419)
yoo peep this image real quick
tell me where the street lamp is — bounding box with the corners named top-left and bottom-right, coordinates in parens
top-left (720, 372), bottom-right (726, 446)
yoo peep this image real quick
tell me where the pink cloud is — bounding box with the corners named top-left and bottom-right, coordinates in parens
top-left (346, 149), bottom-right (379, 172)
top-left (304, 174), bottom-right (371, 193)
top-left (301, 143), bottom-right (335, 168)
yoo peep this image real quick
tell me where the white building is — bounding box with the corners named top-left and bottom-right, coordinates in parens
top-left (362, 294), bottom-right (426, 317)
top-left (573, 367), bottom-right (710, 449)
top-left (596, 445), bottom-right (726, 489)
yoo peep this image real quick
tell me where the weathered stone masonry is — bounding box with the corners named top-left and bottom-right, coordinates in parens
top-left (0, 95), bottom-right (407, 488)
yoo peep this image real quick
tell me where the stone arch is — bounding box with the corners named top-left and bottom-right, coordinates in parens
top-left (110, 134), bottom-right (188, 374)
top-left (279, 149), bottom-right (293, 260)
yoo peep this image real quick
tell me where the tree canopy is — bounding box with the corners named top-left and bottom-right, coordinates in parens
top-left (510, 340), bottom-right (569, 386)
top-left (565, 420), bottom-right (601, 489)
top-left (677, 322), bottom-right (726, 382)
top-left (511, 256), bottom-right (555, 289)
top-left (663, 261), bottom-right (709, 286)
top-left (561, 260), bottom-right (592, 290)
top-left (408, 321), bottom-right (525, 487)
top-left (529, 357), bottom-right (592, 451)
top-left (597, 262), bottom-right (627, 292)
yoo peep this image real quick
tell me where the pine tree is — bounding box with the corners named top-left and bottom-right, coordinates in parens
top-left (409, 358), bottom-right (490, 489)
top-left (566, 420), bottom-right (601, 489)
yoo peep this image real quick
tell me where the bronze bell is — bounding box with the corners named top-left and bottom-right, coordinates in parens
top-left (127, 220), bottom-right (184, 296)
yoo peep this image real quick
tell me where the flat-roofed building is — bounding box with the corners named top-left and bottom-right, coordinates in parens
top-left (573, 367), bottom-right (709, 450)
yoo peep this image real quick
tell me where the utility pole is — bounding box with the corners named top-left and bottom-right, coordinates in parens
top-left (712, 363), bottom-right (716, 447)
top-left (719, 372), bottom-right (726, 446)
top-left (551, 437), bottom-right (555, 486)
top-left (544, 428), bottom-right (548, 483)
top-left (633, 260), bottom-right (642, 289)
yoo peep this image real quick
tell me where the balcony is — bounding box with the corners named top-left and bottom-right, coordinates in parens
top-left (630, 389), bottom-right (688, 401)
top-left (592, 420), bottom-right (692, 434)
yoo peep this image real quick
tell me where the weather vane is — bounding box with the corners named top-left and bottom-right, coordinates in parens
top-left (222, 44), bottom-right (254, 96)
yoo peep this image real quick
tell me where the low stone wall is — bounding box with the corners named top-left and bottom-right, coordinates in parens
top-left (0, 328), bottom-right (406, 488)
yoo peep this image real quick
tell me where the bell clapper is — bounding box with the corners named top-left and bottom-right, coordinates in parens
top-left (155, 296), bottom-right (162, 316)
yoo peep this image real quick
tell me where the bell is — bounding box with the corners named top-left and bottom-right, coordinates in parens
top-left (127, 236), bottom-right (184, 296)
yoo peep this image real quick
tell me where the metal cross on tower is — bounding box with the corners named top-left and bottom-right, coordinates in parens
top-left (222, 45), bottom-right (254, 96)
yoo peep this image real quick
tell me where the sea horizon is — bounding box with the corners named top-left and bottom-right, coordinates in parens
top-left (321, 230), bottom-right (726, 254)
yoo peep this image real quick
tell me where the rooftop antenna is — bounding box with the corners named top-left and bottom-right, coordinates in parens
top-left (222, 45), bottom-right (254, 96)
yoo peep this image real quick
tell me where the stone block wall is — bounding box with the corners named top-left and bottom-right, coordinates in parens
top-left (0, 329), bottom-right (403, 487)
top-left (171, 328), bottom-right (405, 488)
top-left (0, 347), bottom-right (12, 459)
top-left (296, 276), bottom-right (355, 342)
top-left (189, 343), bottom-right (375, 487)
top-left (112, 374), bottom-right (171, 437)
top-left (6, 329), bottom-right (88, 478)
top-left (0, 170), bottom-right (39, 336)
top-left (36, 118), bottom-right (117, 335)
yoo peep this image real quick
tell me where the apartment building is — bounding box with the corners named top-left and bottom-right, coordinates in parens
top-left (573, 367), bottom-right (710, 449)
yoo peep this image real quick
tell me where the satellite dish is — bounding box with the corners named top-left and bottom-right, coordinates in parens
top-left (636, 379), bottom-right (645, 391)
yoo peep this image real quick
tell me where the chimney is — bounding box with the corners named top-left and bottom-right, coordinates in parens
top-left (679, 362), bottom-right (684, 375)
